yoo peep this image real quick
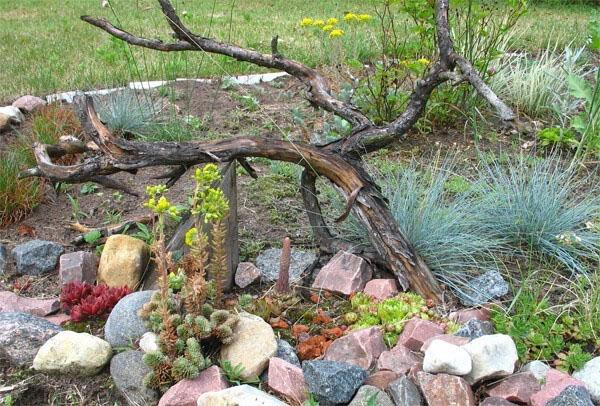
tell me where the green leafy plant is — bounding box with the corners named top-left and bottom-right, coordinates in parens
top-left (132, 222), bottom-right (154, 245)
top-left (80, 182), bottom-right (99, 195)
top-left (83, 230), bottom-right (102, 245)
top-left (67, 194), bottom-right (89, 221)
top-left (537, 127), bottom-right (579, 149)
top-left (555, 344), bottom-right (593, 373)
top-left (219, 360), bottom-right (260, 386)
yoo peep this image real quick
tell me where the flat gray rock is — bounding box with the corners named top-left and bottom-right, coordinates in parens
top-left (12, 240), bottom-right (64, 275)
top-left (349, 385), bottom-right (394, 406)
top-left (256, 248), bottom-right (316, 282)
top-left (0, 244), bottom-right (8, 274)
top-left (455, 319), bottom-right (495, 340)
top-left (386, 376), bottom-right (424, 406)
top-left (547, 385), bottom-right (594, 406)
top-left (0, 312), bottom-right (62, 366)
top-left (104, 290), bottom-right (154, 347)
top-left (303, 360), bottom-right (367, 405)
top-left (110, 350), bottom-right (158, 406)
top-left (459, 270), bottom-right (509, 306)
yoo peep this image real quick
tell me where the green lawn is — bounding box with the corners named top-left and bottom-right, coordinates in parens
top-left (0, 0), bottom-right (594, 101)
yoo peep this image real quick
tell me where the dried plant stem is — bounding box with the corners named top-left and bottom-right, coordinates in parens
top-left (210, 220), bottom-right (227, 308)
top-left (276, 237), bottom-right (291, 294)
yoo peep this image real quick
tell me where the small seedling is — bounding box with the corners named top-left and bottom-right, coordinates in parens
top-left (80, 182), bottom-right (100, 195)
top-left (220, 360), bottom-right (260, 386)
top-left (83, 230), bottom-right (102, 245)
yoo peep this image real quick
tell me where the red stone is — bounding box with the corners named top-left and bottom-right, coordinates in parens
top-left (321, 327), bottom-right (343, 339)
top-left (234, 262), bottom-right (260, 288)
top-left (363, 279), bottom-right (399, 300)
top-left (292, 324), bottom-right (309, 337)
top-left (270, 318), bottom-right (289, 330)
top-left (312, 251), bottom-right (372, 296)
top-left (59, 251), bottom-right (97, 285)
top-left (158, 365), bottom-right (229, 406)
top-left (530, 369), bottom-right (586, 406)
top-left (397, 318), bottom-right (444, 351)
top-left (44, 313), bottom-right (70, 326)
top-left (297, 335), bottom-right (330, 360)
top-left (420, 334), bottom-right (470, 352)
top-left (449, 307), bottom-right (491, 323)
top-left (418, 372), bottom-right (476, 406)
top-left (12, 95), bottom-right (46, 113)
top-left (313, 309), bottom-right (332, 325)
top-left (0, 291), bottom-right (59, 316)
top-left (487, 372), bottom-right (541, 404)
top-left (480, 397), bottom-right (519, 406)
top-left (267, 357), bottom-right (307, 404)
top-left (376, 344), bottom-right (422, 374)
top-left (324, 327), bottom-right (387, 370)
top-left (365, 370), bottom-right (401, 390)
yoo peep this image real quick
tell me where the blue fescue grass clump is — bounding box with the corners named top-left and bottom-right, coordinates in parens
top-left (380, 158), bottom-right (505, 294)
top-left (96, 90), bottom-right (163, 136)
top-left (477, 155), bottom-right (600, 274)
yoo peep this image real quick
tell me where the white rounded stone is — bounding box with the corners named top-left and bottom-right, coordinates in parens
top-left (462, 334), bottom-right (517, 384)
top-left (33, 331), bottom-right (112, 376)
top-left (139, 332), bottom-right (159, 353)
top-left (573, 356), bottom-right (600, 403)
top-left (423, 339), bottom-right (472, 376)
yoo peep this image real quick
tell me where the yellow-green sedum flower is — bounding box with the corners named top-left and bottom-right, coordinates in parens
top-left (329, 29), bottom-right (344, 38)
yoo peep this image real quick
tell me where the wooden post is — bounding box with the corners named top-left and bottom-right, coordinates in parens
top-left (167, 161), bottom-right (239, 291)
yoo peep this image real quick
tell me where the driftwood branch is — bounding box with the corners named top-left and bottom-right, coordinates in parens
top-left (23, 0), bottom-right (519, 302)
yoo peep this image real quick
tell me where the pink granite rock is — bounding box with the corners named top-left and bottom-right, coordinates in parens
top-left (0, 291), bottom-right (59, 316)
top-left (376, 344), bottom-right (422, 374)
top-left (12, 95), bottom-right (46, 113)
top-left (480, 397), bottom-right (519, 406)
top-left (158, 365), bottom-right (229, 406)
top-left (397, 318), bottom-right (444, 352)
top-left (267, 357), bottom-right (307, 404)
top-left (449, 307), bottom-right (491, 323)
top-left (324, 326), bottom-right (387, 370)
top-left (420, 334), bottom-right (470, 352)
top-left (44, 313), bottom-right (70, 326)
top-left (530, 369), bottom-right (586, 406)
top-left (418, 372), bottom-right (476, 406)
top-left (59, 251), bottom-right (97, 285)
top-left (363, 279), bottom-right (399, 300)
top-left (312, 251), bottom-right (372, 296)
top-left (365, 370), bottom-right (401, 390)
top-left (234, 262), bottom-right (261, 288)
top-left (487, 372), bottom-right (541, 404)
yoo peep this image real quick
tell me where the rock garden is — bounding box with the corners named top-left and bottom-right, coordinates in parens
top-left (1, 0), bottom-right (600, 405)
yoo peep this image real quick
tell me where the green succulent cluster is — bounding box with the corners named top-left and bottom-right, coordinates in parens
top-left (344, 292), bottom-right (453, 346)
top-left (140, 292), bottom-right (238, 391)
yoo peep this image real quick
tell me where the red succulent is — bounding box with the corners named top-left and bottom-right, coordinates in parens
top-left (60, 281), bottom-right (131, 322)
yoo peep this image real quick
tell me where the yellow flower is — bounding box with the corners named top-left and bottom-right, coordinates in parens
top-left (313, 19), bottom-right (325, 27)
top-left (156, 196), bottom-right (171, 212)
top-left (185, 227), bottom-right (198, 247)
top-left (358, 14), bottom-right (373, 22)
top-left (329, 29), bottom-right (344, 38)
top-left (344, 12), bottom-right (358, 22)
top-left (322, 24), bottom-right (335, 32)
top-left (326, 17), bottom-right (339, 25)
top-left (300, 17), bottom-right (314, 27)
top-left (418, 58), bottom-right (430, 65)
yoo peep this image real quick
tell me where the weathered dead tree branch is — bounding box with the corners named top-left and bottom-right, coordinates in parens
top-left (22, 0), bottom-right (517, 302)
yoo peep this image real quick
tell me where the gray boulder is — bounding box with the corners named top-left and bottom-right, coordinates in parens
top-left (455, 319), bottom-right (495, 340)
top-left (386, 376), bottom-right (423, 406)
top-left (0, 312), bottom-right (62, 366)
top-left (12, 240), bottom-right (64, 275)
top-left (104, 290), bottom-right (154, 347)
top-left (110, 350), bottom-right (158, 406)
top-left (256, 248), bottom-right (316, 282)
top-left (0, 244), bottom-right (8, 274)
top-left (459, 270), bottom-right (509, 306)
top-left (303, 360), bottom-right (367, 405)
top-left (547, 385), bottom-right (594, 406)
